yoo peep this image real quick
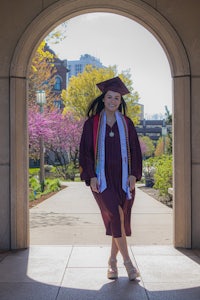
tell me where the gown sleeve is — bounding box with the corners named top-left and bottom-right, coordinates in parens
top-left (79, 117), bottom-right (96, 185)
top-left (127, 118), bottom-right (143, 181)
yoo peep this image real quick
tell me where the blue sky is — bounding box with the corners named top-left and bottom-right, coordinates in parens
top-left (48, 13), bottom-right (172, 118)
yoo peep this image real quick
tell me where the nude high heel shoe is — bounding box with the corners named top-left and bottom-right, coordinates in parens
top-left (124, 259), bottom-right (140, 281)
top-left (107, 258), bottom-right (118, 279)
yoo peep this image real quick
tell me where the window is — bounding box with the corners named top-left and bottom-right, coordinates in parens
top-left (54, 76), bottom-right (62, 91)
top-left (75, 64), bottom-right (82, 75)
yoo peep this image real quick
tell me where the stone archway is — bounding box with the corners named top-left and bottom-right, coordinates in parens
top-left (10, 0), bottom-right (191, 249)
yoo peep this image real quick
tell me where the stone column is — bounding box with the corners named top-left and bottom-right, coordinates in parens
top-left (173, 75), bottom-right (191, 248)
top-left (0, 77), bottom-right (10, 249)
top-left (10, 76), bottom-right (29, 249)
top-left (191, 77), bottom-right (200, 248)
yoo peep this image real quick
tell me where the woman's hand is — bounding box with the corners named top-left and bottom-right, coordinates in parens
top-left (128, 175), bottom-right (136, 192)
top-left (90, 177), bottom-right (99, 193)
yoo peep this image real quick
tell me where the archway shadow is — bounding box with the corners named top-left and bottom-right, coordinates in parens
top-left (0, 247), bottom-right (200, 300)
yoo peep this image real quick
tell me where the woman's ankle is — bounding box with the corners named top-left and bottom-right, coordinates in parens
top-left (109, 256), bottom-right (117, 263)
top-left (123, 256), bottom-right (131, 263)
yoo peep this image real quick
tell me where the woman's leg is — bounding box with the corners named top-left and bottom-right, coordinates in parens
top-left (107, 216), bottom-right (120, 279)
top-left (114, 206), bottom-right (139, 280)
top-left (107, 237), bottom-right (119, 279)
top-left (110, 237), bottom-right (119, 259)
top-left (113, 206), bottom-right (130, 261)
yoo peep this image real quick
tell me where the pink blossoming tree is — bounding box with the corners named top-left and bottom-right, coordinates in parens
top-left (28, 107), bottom-right (84, 179)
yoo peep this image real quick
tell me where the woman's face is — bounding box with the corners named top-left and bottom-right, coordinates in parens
top-left (103, 90), bottom-right (121, 113)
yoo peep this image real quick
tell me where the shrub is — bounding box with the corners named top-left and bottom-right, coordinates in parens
top-left (29, 174), bottom-right (62, 200)
top-left (153, 155), bottom-right (172, 195)
top-left (42, 178), bottom-right (61, 195)
top-left (29, 168), bottom-right (39, 176)
top-left (143, 155), bottom-right (173, 195)
top-left (29, 176), bottom-right (41, 200)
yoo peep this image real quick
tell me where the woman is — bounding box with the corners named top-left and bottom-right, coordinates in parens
top-left (79, 77), bottom-right (142, 281)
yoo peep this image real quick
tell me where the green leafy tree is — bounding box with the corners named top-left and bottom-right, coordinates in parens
top-left (155, 136), bottom-right (171, 156)
top-left (140, 136), bottom-right (155, 158)
top-left (62, 65), bottom-right (141, 124)
top-left (29, 22), bottom-right (69, 108)
top-left (165, 105), bottom-right (172, 125)
top-left (165, 105), bottom-right (172, 154)
top-left (45, 22), bottom-right (68, 45)
top-left (28, 41), bottom-right (57, 108)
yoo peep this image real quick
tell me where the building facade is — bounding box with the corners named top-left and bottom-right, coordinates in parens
top-left (67, 54), bottom-right (104, 81)
top-left (136, 119), bottom-right (166, 142)
top-left (44, 44), bottom-right (68, 109)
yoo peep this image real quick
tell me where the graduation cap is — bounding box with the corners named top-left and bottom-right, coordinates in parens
top-left (96, 76), bottom-right (130, 96)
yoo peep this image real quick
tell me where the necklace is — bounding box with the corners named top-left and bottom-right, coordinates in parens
top-left (106, 115), bottom-right (115, 137)
top-left (109, 130), bottom-right (114, 137)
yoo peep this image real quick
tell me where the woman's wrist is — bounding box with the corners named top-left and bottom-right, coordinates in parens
top-left (129, 175), bottom-right (136, 180)
top-left (90, 177), bottom-right (97, 181)
top-left (90, 177), bottom-right (99, 193)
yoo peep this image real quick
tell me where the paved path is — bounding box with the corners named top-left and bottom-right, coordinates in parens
top-left (1, 183), bottom-right (200, 299)
top-left (30, 182), bottom-right (173, 245)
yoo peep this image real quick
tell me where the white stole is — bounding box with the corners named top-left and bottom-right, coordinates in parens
top-left (96, 110), bottom-right (131, 199)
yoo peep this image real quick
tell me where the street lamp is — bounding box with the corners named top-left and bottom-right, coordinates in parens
top-left (162, 126), bottom-right (167, 154)
top-left (36, 90), bottom-right (46, 113)
top-left (36, 90), bottom-right (46, 192)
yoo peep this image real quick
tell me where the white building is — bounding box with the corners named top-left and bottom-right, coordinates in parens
top-left (67, 54), bottom-right (104, 82)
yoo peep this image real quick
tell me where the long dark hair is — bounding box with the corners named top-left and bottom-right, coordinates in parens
top-left (87, 92), bottom-right (127, 117)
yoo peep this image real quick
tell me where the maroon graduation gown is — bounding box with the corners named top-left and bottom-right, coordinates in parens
top-left (79, 115), bottom-right (142, 237)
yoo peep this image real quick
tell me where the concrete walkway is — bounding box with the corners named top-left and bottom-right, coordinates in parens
top-left (30, 182), bottom-right (173, 245)
top-left (0, 182), bottom-right (200, 300)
